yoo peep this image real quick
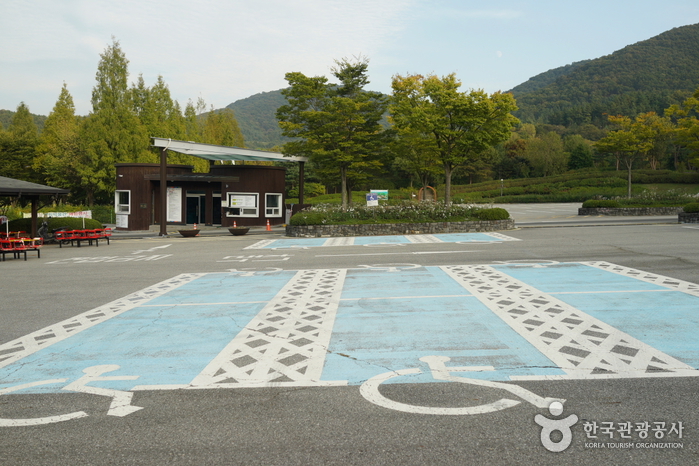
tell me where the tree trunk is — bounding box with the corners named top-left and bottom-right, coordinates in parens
top-left (443, 163), bottom-right (453, 205)
top-left (626, 160), bottom-right (633, 199)
top-left (340, 166), bottom-right (348, 211)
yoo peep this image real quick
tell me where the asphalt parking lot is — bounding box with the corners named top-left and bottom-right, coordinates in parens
top-left (1, 205), bottom-right (698, 465)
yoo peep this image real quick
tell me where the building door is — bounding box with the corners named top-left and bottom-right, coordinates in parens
top-left (212, 193), bottom-right (222, 224)
top-left (186, 191), bottom-right (206, 224)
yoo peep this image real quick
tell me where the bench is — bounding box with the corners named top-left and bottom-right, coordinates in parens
top-left (0, 237), bottom-right (42, 261)
top-left (56, 229), bottom-right (111, 248)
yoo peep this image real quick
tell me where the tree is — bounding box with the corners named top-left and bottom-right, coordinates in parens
top-left (523, 131), bottom-right (568, 177)
top-left (666, 88), bottom-right (699, 169)
top-left (595, 115), bottom-right (654, 198)
top-left (79, 38), bottom-right (149, 204)
top-left (132, 76), bottom-right (209, 171)
top-left (390, 73), bottom-right (518, 204)
top-left (277, 57), bottom-right (388, 210)
top-left (201, 107), bottom-right (245, 148)
top-left (34, 84), bottom-right (83, 195)
top-left (565, 134), bottom-right (594, 170)
top-left (0, 102), bottom-right (41, 182)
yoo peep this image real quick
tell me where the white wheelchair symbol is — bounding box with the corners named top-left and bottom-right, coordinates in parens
top-left (0, 365), bottom-right (142, 427)
top-left (360, 355), bottom-right (564, 415)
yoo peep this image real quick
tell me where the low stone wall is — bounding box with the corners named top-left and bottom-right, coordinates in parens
top-left (578, 207), bottom-right (684, 216)
top-left (679, 212), bottom-right (699, 223)
top-left (285, 219), bottom-right (515, 237)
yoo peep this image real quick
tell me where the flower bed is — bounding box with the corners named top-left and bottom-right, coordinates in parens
top-left (286, 219), bottom-right (515, 237)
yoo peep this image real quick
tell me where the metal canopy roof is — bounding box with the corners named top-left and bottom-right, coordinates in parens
top-left (0, 176), bottom-right (70, 197)
top-left (151, 138), bottom-right (307, 163)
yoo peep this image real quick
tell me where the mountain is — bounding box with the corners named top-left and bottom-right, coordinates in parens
top-left (225, 89), bottom-right (288, 149)
top-left (0, 109), bottom-right (47, 132)
top-left (510, 23), bottom-right (699, 127)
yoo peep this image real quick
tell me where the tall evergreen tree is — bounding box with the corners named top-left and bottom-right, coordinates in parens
top-left (35, 84), bottom-right (83, 194)
top-left (79, 38), bottom-right (149, 204)
top-left (0, 102), bottom-right (41, 182)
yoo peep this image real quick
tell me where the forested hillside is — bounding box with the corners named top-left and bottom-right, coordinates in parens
top-left (511, 23), bottom-right (699, 127)
top-left (226, 90), bottom-right (288, 149)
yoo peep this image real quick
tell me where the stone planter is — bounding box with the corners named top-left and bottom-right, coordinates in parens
top-left (228, 227), bottom-right (250, 236)
top-left (679, 212), bottom-right (699, 223)
top-left (578, 207), bottom-right (684, 216)
top-left (286, 219), bottom-right (515, 238)
top-left (178, 229), bottom-right (200, 237)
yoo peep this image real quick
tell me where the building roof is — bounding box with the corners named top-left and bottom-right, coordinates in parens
top-left (0, 176), bottom-right (70, 197)
top-left (151, 138), bottom-right (308, 163)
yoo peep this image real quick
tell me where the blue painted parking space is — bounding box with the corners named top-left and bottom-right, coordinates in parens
top-left (246, 232), bottom-right (521, 249)
top-left (1, 261), bottom-right (698, 397)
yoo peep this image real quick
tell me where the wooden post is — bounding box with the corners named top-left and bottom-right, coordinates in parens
top-left (160, 147), bottom-right (168, 236)
top-left (30, 197), bottom-right (38, 237)
top-left (298, 161), bottom-right (305, 205)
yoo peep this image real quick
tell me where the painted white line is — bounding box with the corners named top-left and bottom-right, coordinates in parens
top-left (62, 365), bottom-right (142, 417)
top-left (0, 273), bottom-right (204, 369)
top-left (140, 300), bottom-right (269, 307)
top-left (132, 380), bottom-right (348, 391)
top-left (244, 239), bottom-right (276, 249)
top-left (0, 411), bottom-right (89, 427)
top-left (359, 368), bottom-right (521, 415)
top-left (0, 379), bottom-right (89, 427)
top-left (511, 371), bottom-right (699, 381)
top-left (583, 261), bottom-right (699, 297)
top-left (316, 250), bottom-right (473, 257)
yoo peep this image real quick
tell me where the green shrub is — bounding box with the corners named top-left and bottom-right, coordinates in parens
top-left (582, 200), bottom-right (621, 208)
top-left (473, 208), bottom-right (510, 221)
top-left (289, 211), bottom-right (326, 225)
top-left (684, 203), bottom-right (699, 213)
top-left (8, 217), bottom-right (104, 232)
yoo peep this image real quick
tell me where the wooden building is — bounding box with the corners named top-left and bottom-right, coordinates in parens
top-left (115, 139), bottom-right (308, 232)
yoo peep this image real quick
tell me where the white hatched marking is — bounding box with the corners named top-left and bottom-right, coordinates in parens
top-left (188, 269), bottom-right (347, 388)
top-left (0, 274), bottom-right (204, 369)
top-left (442, 264), bottom-right (698, 380)
top-left (484, 232), bottom-right (521, 242)
top-left (583, 261), bottom-right (699, 297)
top-left (324, 237), bottom-right (355, 247)
top-left (405, 235), bottom-right (441, 244)
top-left (244, 239), bottom-right (276, 250)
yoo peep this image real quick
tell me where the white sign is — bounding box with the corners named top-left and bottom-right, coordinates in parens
top-left (228, 194), bottom-right (256, 207)
top-left (116, 214), bottom-right (128, 229)
top-left (166, 187), bottom-right (182, 223)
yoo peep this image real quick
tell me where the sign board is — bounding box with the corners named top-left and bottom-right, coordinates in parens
top-left (228, 194), bottom-right (257, 207)
top-left (166, 187), bottom-right (182, 223)
top-left (116, 214), bottom-right (129, 229)
top-left (370, 190), bottom-right (388, 200)
top-left (0, 215), bottom-right (7, 225)
top-left (366, 193), bottom-right (378, 207)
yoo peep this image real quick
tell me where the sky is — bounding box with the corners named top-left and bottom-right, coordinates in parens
top-left (2, 0), bottom-right (699, 117)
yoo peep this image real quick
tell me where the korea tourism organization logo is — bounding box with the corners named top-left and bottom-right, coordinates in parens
top-left (534, 402), bottom-right (685, 452)
top-left (535, 401), bottom-right (578, 452)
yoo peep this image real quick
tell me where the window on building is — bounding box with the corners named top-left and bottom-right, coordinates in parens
top-left (226, 192), bottom-right (258, 217)
top-left (265, 193), bottom-right (283, 217)
top-left (115, 190), bottom-right (131, 214)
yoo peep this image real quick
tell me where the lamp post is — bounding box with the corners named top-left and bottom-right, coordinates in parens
top-left (500, 179), bottom-right (504, 197)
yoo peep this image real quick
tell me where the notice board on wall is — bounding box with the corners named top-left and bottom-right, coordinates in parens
top-left (167, 187), bottom-right (182, 223)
